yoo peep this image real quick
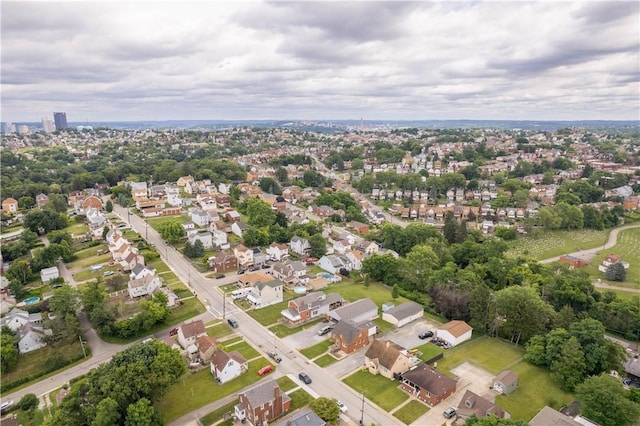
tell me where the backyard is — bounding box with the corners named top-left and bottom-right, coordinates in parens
top-left (506, 228), bottom-right (609, 260)
top-left (343, 370), bottom-right (409, 412)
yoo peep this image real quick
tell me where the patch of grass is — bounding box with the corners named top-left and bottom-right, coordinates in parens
top-left (269, 318), bottom-right (324, 338)
top-left (582, 228), bottom-right (640, 286)
top-left (73, 244), bottom-right (108, 261)
top-left (374, 317), bottom-right (396, 334)
top-left (436, 336), bottom-right (524, 375)
top-left (15, 408), bottom-right (46, 426)
top-left (277, 376), bottom-right (297, 392)
top-left (600, 289), bottom-right (640, 300)
top-left (416, 342), bottom-right (445, 362)
top-left (146, 215), bottom-right (190, 231)
top-left (495, 361), bottom-right (573, 422)
top-left (200, 400), bottom-right (237, 426)
top-left (300, 339), bottom-right (333, 359)
top-left (328, 281), bottom-right (410, 308)
top-left (67, 253), bottom-right (112, 269)
top-left (343, 370), bottom-right (409, 412)
top-left (221, 340), bottom-right (260, 360)
top-left (157, 358), bottom-right (270, 423)
top-left (393, 400), bottom-right (429, 425)
top-left (65, 222), bottom-right (90, 235)
top-left (314, 353), bottom-right (338, 367)
top-left (288, 388), bottom-right (314, 411)
top-left (247, 300), bottom-right (291, 326)
top-left (147, 259), bottom-right (171, 274)
top-left (207, 323), bottom-right (234, 339)
top-left (506, 228), bottom-right (610, 260)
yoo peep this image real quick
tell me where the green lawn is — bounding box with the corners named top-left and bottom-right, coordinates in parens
top-left (147, 258), bottom-right (171, 274)
top-left (147, 215), bottom-right (190, 230)
top-left (506, 228), bottom-right (610, 260)
top-left (288, 388), bottom-right (314, 411)
top-left (437, 336), bottom-right (524, 375)
top-left (276, 376), bottom-right (298, 392)
top-left (343, 370), bottom-right (409, 412)
top-left (65, 222), bottom-right (90, 235)
top-left (601, 289), bottom-right (640, 301)
top-left (67, 253), bottom-right (112, 269)
top-left (157, 358), bottom-right (270, 422)
top-left (221, 340), bottom-right (260, 360)
top-left (495, 361), bottom-right (573, 422)
top-left (73, 244), bottom-right (108, 261)
top-left (269, 318), bottom-right (324, 338)
top-left (582, 228), bottom-right (640, 286)
top-left (200, 400), bottom-right (237, 426)
top-left (247, 300), bottom-right (292, 326)
top-left (416, 342), bottom-right (445, 362)
top-left (300, 339), bottom-right (333, 359)
top-left (207, 322), bottom-right (234, 339)
top-left (328, 281), bottom-right (410, 307)
top-left (374, 317), bottom-right (396, 334)
top-left (314, 353), bottom-right (338, 367)
top-left (392, 400), bottom-right (429, 425)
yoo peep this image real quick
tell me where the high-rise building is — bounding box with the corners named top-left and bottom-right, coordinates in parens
top-left (17, 125), bottom-right (30, 135)
top-left (3, 122), bottom-right (16, 134)
top-left (53, 112), bottom-right (68, 130)
top-left (42, 117), bottom-right (55, 132)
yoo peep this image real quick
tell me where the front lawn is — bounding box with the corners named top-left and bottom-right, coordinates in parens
top-left (343, 370), bottom-right (408, 412)
top-left (276, 376), bottom-right (297, 392)
top-left (247, 300), bottom-right (291, 326)
top-left (66, 253), bottom-right (112, 270)
top-left (436, 336), bottom-right (524, 375)
top-left (200, 400), bottom-right (237, 426)
top-left (72, 244), bottom-right (108, 261)
top-left (288, 388), bottom-right (314, 411)
top-left (156, 358), bottom-right (270, 422)
top-left (495, 361), bottom-right (573, 422)
top-left (146, 215), bottom-right (190, 231)
top-left (416, 342), bottom-right (445, 362)
top-left (392, 400), bottom-right (429, 425)
top-left (207, 322), bottom-right (234, 339)
top-left (300, 339), bottom-right (333, 359)
top-left (269, 318), bottom-right (324, 338)
top-left (220, 340), bottom-right (260, 360)
top-left (314, 353), bottom-right (338, 367)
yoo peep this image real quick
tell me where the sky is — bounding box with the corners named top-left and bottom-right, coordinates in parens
top-left (2, 0), bottom-right (639, 122)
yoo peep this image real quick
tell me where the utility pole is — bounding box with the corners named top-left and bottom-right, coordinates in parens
top-left (222, 293), bottom-right (226, 319)
top-left (360, 393), bottom-right (364, 425)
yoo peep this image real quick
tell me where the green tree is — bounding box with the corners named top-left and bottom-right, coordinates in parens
top-left (364, 274), bottom-right (370, 288)
top-left (362, 253), bottom-right (399, 285)
top-left (192, 239), bottom-right (204, 258)
top-left (159, 221), bottom-right (185, 243)
top-left (570, 318), bottom-right (623, 376)
top-left (494, 227), bottom-right (516, 241)
top-left (309, 397), bottom-right (340, 425)
top-left (275, 167), bottom-right (288, 182)
top-left (244, 197), bottom-right (276, 227)
top-left (606, 262), bottom-right (627, 282)
top-left (105, 200), bottom-right (114, 213)
top-left (399, 244), bottom-right (439, 292)
top-left (493, 285), bottom-right (554, 345)
top-left (6, 259), bottom-right (32, 286)
top-left (18, 393), bottom-right (39, 411)
top-left (576, 374), bottom-right (640, 426)
top-left (24, 209), bottom-right (67, 233)
top-left (549, 336), bottom-right (585, 391)
top-left (49, 285), bottom-right (79, 316)
top-left (92, 397), bottom-right (121, 426)
top-left (0, 326), bottom-right (19, 372)
top-left (392, 284), bottom-right (400, 300)
top-left (124, 398), bottom-right (161, 426)
top-left (48, 230), bottom-right (73, 246)
top-left (463, 416), bottom-right (528, 426)
top-left (524, 334), bottom-right (547, 365)
top-left (243, 227), bottom-right (271, 247)
top-left (18, 195), bottom-right (35, 209)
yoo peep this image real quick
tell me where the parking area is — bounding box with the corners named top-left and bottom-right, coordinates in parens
top-left (281, 320), bottom-right (332, 350)
top-left (384, 317), bottom-right (440, 349)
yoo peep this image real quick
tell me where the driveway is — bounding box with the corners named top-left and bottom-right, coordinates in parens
top-left (384, 318), bottom-right (440, 350)
top-left (281, 321), bottom-right (333, 351)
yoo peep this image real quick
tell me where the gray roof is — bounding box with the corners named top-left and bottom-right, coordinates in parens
top-left (329, 298), bottom-right (377, 322)
top-left (529, 406), bottom-right (582, 426)
top-left (332, 320), bottom-right (362, 345)
top-left (384, 301), bottom-right (423, 321)
top-left (241, 379), bottom-right (290, 408)
top-left (273, 409), bottom-right (326, 426)
top-left (365, 339), bottom-right (407, 370)
top-left (624, 356), bottom-right (640, 377)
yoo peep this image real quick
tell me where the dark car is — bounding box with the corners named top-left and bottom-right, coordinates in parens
top-left (227, 319), bottom-right (239, 328)
top-left (262, 264), bottom-right (270, 269)
top-left (268, 351), bottom-right (282, 363)
top-left (298, 372), bottom-right (312, 384)
top-left (443, 407), bottom-right (457, 419)
top-left (169, 327), bottom-right (179, 336)
top-left (248, 265), bottom-right (260, 272)
top-left (418, 331), bottom-right (434, 339)
top-left (237, 269), bottom-right (245, 275)
top-left (216, 274), bottom-right (225, 279)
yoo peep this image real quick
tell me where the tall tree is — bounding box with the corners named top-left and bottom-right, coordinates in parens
top-left (309, 397), bottom-right (340, 425)
top-left (159, 221), bottom-right (185, 243)
top-left (576, 374), bottom-right (640, 426)
top-left (549, 336), bottom-right (585, 391)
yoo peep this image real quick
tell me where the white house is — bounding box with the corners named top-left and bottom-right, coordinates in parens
top-left (190, 209), bottom-right (210, 228)
top-left (18, 323), bottom-right (48, 353)
top-left (437, 320), bottom-right (473, 347)
top-left (210, 350), bottom-right (248, 383)
top-left (177, 320), bottom-right (207, 350)
top-left (2, 308), bottom-right (31, 331)
top-left (165, 185), bottom-right (182, 207)
top-left (233, 244), bottom-right (254, 267)
top-left (188, 230), bottom-right (213, 250)
top-left (382, 302), bottom-right (424, 327)
top-left (40, 266), bottom-right (60, 283)
top-left (247, 279), bottom-right (283, 309)
top-left (318, 254), bottom-right (351, 274)
top-left (289, 236), bottom-right (311, 256)
top-left (130, 264), bottom-right (156, 280)
top-left (267, 242), bottom-right (289, 262)
top-left (211, 228), bottom-right (229, 249)
top-left (231, 221), bottom-right (250, 238)
top-left (127, 275), bottom-right (162, 298)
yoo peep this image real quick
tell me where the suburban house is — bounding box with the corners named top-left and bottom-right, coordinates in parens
top-left (18, 323), bottom-right (49, 353)
top-left (437, 320), bottom-right (473, 347)
top-left (330, 319), bottom-right (376, 354)
top-left (252, 247), bottom-right (267, 266)
top-left (358, 241), bottom-right (380, 256)
top-left (234, 244), bottom-right (254, 267)
top-left (40, 266), bottom-right (60, 283)
top-left (211, 228), bottom-right (229, 249)
top-left (208, 252), bottom-right (238, 272)
top-left (529, 406), bottom-right (582, 426)
top-left (177, 320), bottom-right (207, 350)
top-left (127, 275), bottom-right (162, 298)
top-left (318, 254), bottom-right (352, 274)
top-left (231, 221), bottom-right (250, 238)
top-left (289, 236), bottom-right (311, 256)
top-left (364, 340), bottom-right (414, 379)
top-left (2, 308), bottom-right (42, 331)
top-left (272, 261), bottom-right (297, 285)
top-left (598, 253), bottom-right (630, 273)
top-left (130, 264), bottom-right (156, 280)
top-left (346, 221), bottom-right (370, 234)
top-left (196, 335), bottom-right (217, 362)
top-left (188, 230), bottom-right (214, 249)
top-left (211, 350), bottom-right (248, 384)
top-left (35, 193), bottom-right (49, 208)
top-left (267, 242), bottom-right (289, 261)
top-left (558, 255), bottom-right (588, 269)
top-left (382, 301), bottom-right (424, 327)
top-left (400, 362), bottom-right (457, 406)
top-left (238, 271), bottom-right (273, 288)
top-left (281, 292), bottom-right (345, 325)
top-left (492, 370), bottom-right (518, 395)
top-left (456, 390), bottom-right (506, 420)
top-left (2, 197), bottom-right (18, 213)
top-left (235, 380), bottom-right (291, 426)
top-left (327, 298), bottom-right (378, 323)
top-left (190, 209), bottom-right (210, 227)
top-left (247, 279), bottom-right (284, 309)
top-left (273, 409), bottom-right (326, 426)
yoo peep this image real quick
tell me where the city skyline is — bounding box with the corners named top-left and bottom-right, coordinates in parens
top-left (2, 1), bottom-right (639, 122)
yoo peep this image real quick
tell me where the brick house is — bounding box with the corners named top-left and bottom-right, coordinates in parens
top-left (400, 362), bottom-right (457, 406)
top-left (208, 252), bottom-right (238, 272)
top-left (330, 319), bottom-right (375, 354)
top-left (235, 380), bottom-right (291, 426)
top-left (558, 255), bottom-right (587, 268)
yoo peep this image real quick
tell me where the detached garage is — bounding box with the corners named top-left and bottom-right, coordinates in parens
top-left (436, 320), bottom-right (472, 347)
top-left (382, 301), bottom-right (424, 327)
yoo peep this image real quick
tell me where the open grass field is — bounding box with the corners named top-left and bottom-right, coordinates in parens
top-left (246, 297), bottom-right (295, 326)
top-left (343, 370), bottom-right (409, 411)
top-left (157, 358), bottom-right (270, 422)
top-left (583, 227), bottom-right (640, 286)
top-left (495, 361), bottom-right (573, 421)
top-left (506, 228), bottom-right (609, 260)
top-left (392, 400), bottom-right (429, 425)
top-left (220, 340), bottom-right (260, 360)
top-left (300, 339), bottom-right (333, 359)
top-left (437, 337), bottom-right (524, 375)
top-left (73, 244), bottom-right (108, 261)
top-left (207, 322), bottom-right (234, 339)
top-left (65, 222), bottom-right (90, 235)
top-left (67, 252), bottom-right (112, 269)
top-left (328, 281), bottom-right (410, 307)
top-left (314, 353), bottom-right (338, 367)
top-left (146, 215), bottom-right (190, 231)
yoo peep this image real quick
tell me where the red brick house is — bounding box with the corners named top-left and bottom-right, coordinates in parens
top-left (235, 380), bottom-right (291, 426)
top-left (400, 362), bottom-right (457, 406)
top-left (330, 319), bottom-right (375, 354)
top-left (558, 255), bottom-right (587, 268)
top-left (208, 252), bottom-right (238, 272)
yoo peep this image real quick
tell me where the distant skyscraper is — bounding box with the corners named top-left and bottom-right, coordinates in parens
top-left (3, 122), bottom-right (16, 134)
top-left (17, 125), bottom-right (30, 135)
top-left (53, 112), bottom-right (68, 130)
top-left (42, 117), bottom-right (55, 132)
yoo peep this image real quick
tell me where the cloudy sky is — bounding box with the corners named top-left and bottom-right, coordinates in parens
top-left (2, 1), bottom-right (639, 122)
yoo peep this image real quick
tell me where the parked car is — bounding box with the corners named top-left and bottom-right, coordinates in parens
top-left (248, 265), bottom-right (260, 272)
top-left (337, 401), bottom-right (347, 413)
top-left (0, 400), bottom-right (13, 414)
top-left (169, 327), bottom-right (179, 336)
top-left (237, 269), bottom-right (245, 275)
top-left (298, 372), bottom-right (312, 384)
top-left (418, 331), bottom-right (434, 339)
top-left (258, 365), bottom-right (273, 376)
top-left (103, 270), bottom-right (114, 277)
top-left (443, 407), bottom-right (457, 419)
top-left (318, 325), bottom-right (333, 336)
top-left (268, 351), bottom-right (282, 363)
top-left (216, 274), bottom-right (225, 279)
top-left (227, 318), bottom-right (239, 328)
top-left (261, 264), bottom-right (270, 269)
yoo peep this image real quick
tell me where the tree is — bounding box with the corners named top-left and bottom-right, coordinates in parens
top-left (576, 374), bottom-right (640, 426)
top-left (48, 285), bottom-right (79, 317)
top-left (309, 397), bottom-right (340, 424)
top-left (105, 200), bottom-right (114, 213)
top-left (124, 398), bottom-right (161, 426)
top-left (48, 230), bottom-right (73, 246)
top-left (275, 167), bottom-right (288, 183)
top-left (463, 416), bottom-right (528, 426)
top-left (6, 259), bottom-right (32, 286)
top-left (364, 274), bottom-right (370, 288)
top-left (92, 397), bottom-right (121, 426)
top-left (192, 239), bottom-right (204, 258)
top-left (606, 262), bottom-right (627, 282)
top-left (242, 227), bottom-right (270, 247)
top-left (399, 244), bottom-right (439, 292)
top-left (569, 318), bottom-right (623, 376)
top-left (0, 326), bottom-right (19, 372)
top-left (159, 221), bottom-right (185, 243)
top-left (18, 195), bottom-right (35, 209)
top-left (308, 234), bottom-right (327, 258)
top-left (18, 393), bottom-right (39, 412)
top-left (24, 209), bottom-right (67, 233)
top-left (392, 284), bottom-right (400, 300)
top-left (493, 285), bottom-right (554, 345)
top-left (244, 197), bottom-right (276, 227)
top-left (549, 336), bottom-right (585, 391)
top-left (494, 227), bottom-right (516, 241)
top-left (362, 254), bottom-right (399, 285)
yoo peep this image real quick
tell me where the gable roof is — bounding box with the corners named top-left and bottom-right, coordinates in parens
top-left (196, 335), bottom-right (217, 353)
top-left (241, 379), bottom-right (290, 408)
top-left (181, 320), bottom-right (206, 338)
top-left (439, 320), bottom-right (472, 337)
top-left (401, 363), bottom-right (457, 397)
top-left (456, 389), bottom-right (504, 419)
top-left (529, 406), bottom-right (582, 426)
top-left (494, 370), bottom-right (518, 386)
top-left (330, 298), bottom-right (377, 321)
top-left (384, 301), bottom-right (423, 321)
top-left (212, 350), bottom-right (247, 370)
top-left (273, 409), bottom-right (326, 426)
top-left (365, 339), bottom-right (407, 370)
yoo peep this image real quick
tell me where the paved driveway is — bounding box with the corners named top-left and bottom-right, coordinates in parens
top-left (384, 318), bottom-right (440, 349)
top-left (281, 321), bottom-right (332, 351)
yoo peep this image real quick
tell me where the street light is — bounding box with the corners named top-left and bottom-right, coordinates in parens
top-left (360, 393), bottom-right (365, 425)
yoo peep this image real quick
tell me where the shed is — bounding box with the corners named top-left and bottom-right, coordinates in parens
top-left (492, 370), bottom-right (518, 395)
top-left (382, 301), bottom-right (424, 327)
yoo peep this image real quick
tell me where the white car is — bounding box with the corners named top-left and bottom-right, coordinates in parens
top-left (0, 400), bottom-right (14, 413)
top-left (337, 401), bottom-right (347, 413)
